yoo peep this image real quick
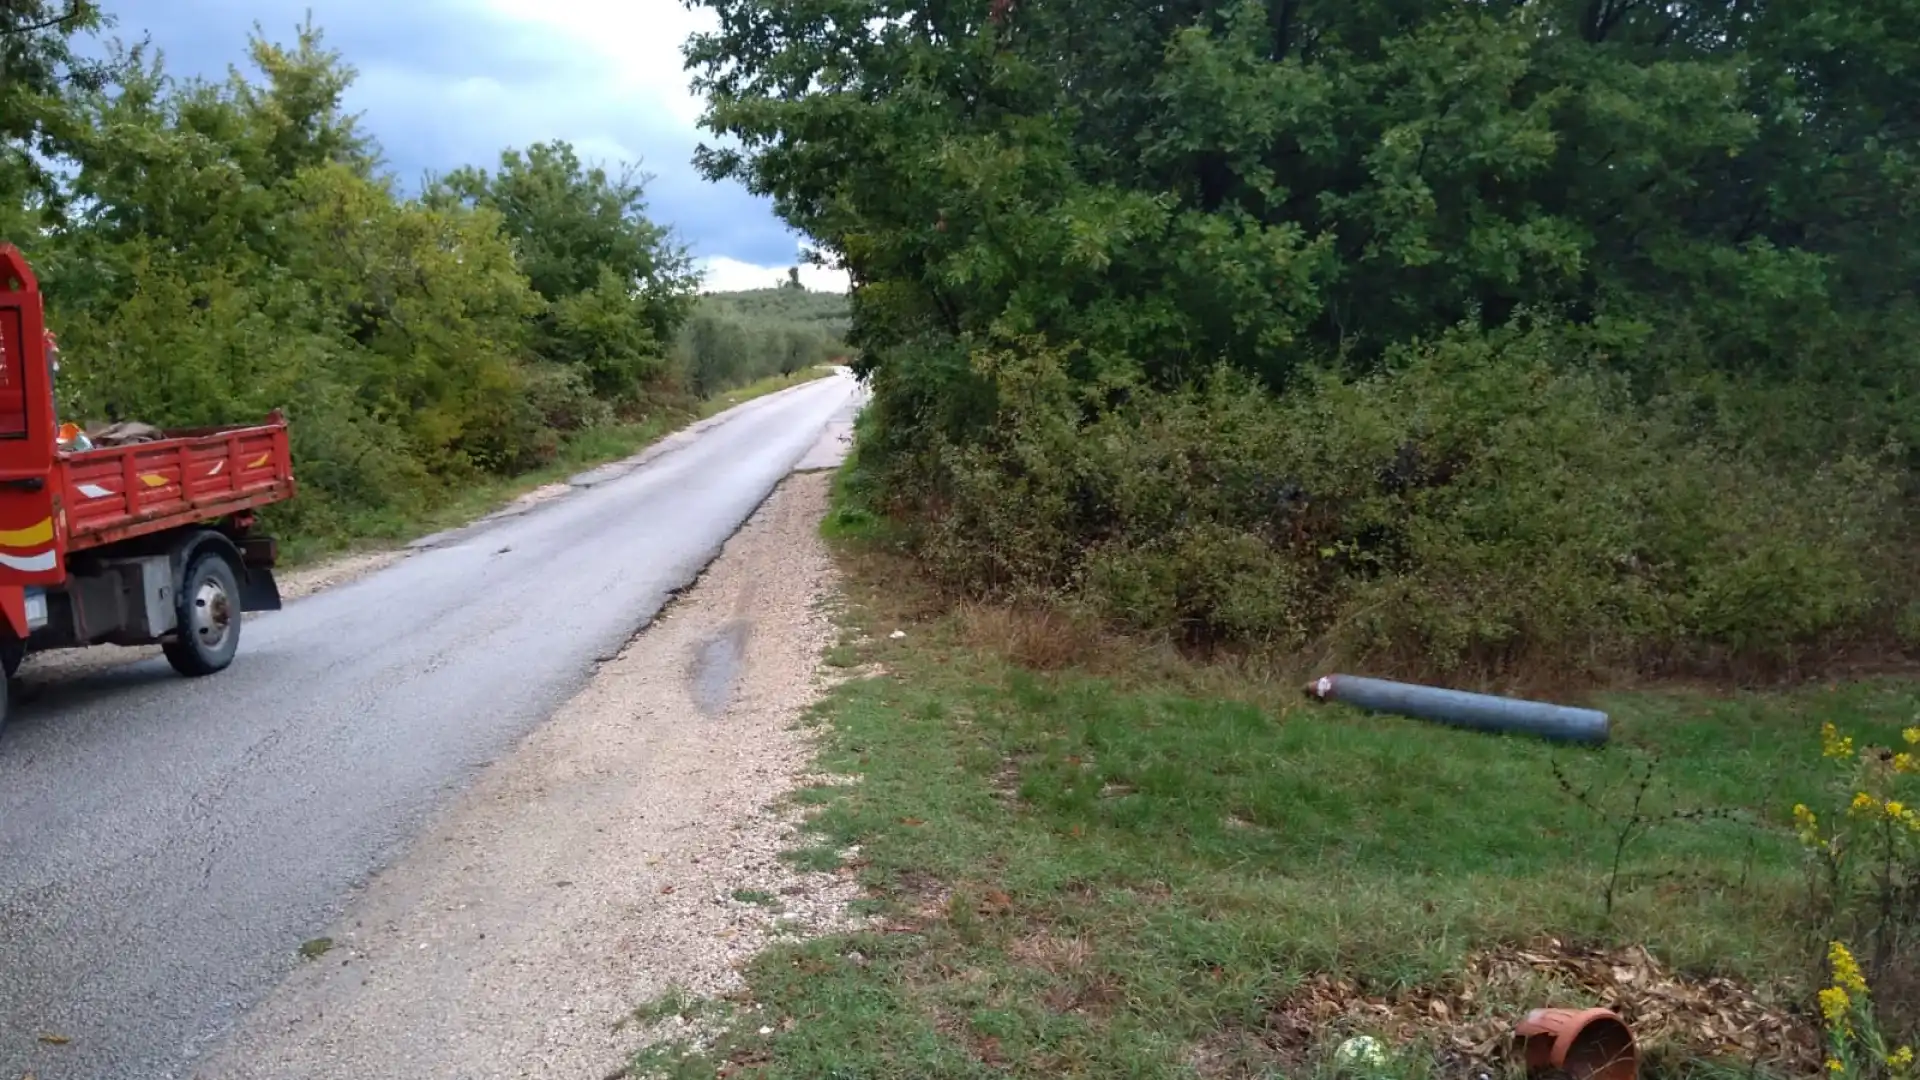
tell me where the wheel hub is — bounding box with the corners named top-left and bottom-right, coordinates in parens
top-left (190, 575), bottom-right (232, 651)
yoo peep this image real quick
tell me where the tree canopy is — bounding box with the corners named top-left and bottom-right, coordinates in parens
top-left (687, 0), bottom-right (1920, 675)
top-left (690, 0), bottom-right (1918, 385)
top-left (1, 0), bottom-right (116, 238)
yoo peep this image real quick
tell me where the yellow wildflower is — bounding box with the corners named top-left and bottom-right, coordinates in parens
top-left (1905, 726), bottom-right (1920, 746)
top-left (1890, 801), bottom-right (1908, 818)
top-left (1824, 722), bottom-right (1857, 759)
top-left (1820, 985), bottom-right (1852, 1026)
top-left (1795, 804), bottom-right (1822, 845)
top-left (1889, 1045), bottom-right (1915, 1070)
top-left (1852, 792), bottom-right (1878, 817)
top-left (1829, 1058), bottom-right (1846, 1074)
top-left (1830, 941), bottom-right (1870, 996)
top-left (1896, 752), bottom-right (1917, 775)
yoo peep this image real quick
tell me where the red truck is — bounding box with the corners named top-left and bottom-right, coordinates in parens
top-left (0, 244), bottom-right (294, 732)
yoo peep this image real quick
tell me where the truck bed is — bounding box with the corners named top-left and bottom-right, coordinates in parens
top-left (59, 415), bottom-right (296, 548)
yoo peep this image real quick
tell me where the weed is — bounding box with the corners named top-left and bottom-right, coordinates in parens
top-left (781, 845), bottom-right (848, 875)
top-left (624, 986), bottom-right (704, 1028)
top-left (1818, 940), bottom-right (1914, 1080)
top-left (1553, 750), bottom-right (1667, 919)
top-left (1551, 750), bottom-right (1756, 919)
top-left (1790, 722), bottom-right (1920, 1037)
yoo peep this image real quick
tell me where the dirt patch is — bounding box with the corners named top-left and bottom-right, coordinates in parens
top-left (195, 472), bottom-right (862, 1080)
top-left (1008, 931), bottom-right (1124, 1018)
top-left (277, 549), bottom-right (406, 601)
top-left (1262, 939), bottom-right (1818, 1077)
top-left (507, 481), bottom-right (573, 511)
top-left (17, 640), bottom-right (161, 681)
top-left (954, 602), bottom-right (1108, 672)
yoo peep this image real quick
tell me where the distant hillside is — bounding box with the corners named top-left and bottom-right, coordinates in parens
top-left (673, 284), bottom-right (852, 396)
top-left (701, 286), bottom-right (850, 339)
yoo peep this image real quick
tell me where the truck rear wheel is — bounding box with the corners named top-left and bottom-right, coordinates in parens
top-left (163, 552), bottom-right (241, 677)
top-left (0, 638), bottom-right (20, 739)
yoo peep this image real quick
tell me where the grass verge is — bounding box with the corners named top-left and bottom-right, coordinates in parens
top-left (626, 463), bottom-right (1918, 1080)
top-left (277, 366), bottom-right (836, 565)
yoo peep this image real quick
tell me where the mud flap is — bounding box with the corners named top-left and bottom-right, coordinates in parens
top-left (240, 566), bottom-right (283, 613)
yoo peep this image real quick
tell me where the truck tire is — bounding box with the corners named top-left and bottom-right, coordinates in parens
top-left (0, 638), bottom-right (20, 739)
top-left (164, 552), bottom-right (242, 677)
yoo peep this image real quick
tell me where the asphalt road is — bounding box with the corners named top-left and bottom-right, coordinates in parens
top-left (0, 371), bottom-right (863, 1080)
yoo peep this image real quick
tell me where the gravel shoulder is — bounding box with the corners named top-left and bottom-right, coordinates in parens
top-left (193, 471), bottom-right (859, 1079)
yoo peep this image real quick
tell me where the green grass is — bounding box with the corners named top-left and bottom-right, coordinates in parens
top-left (624, 986), bottom-right (714, 1028)
top-left (277, 366), bottom-right (835, 565)
top-left (624, 464), bottom-right (1916, 1080)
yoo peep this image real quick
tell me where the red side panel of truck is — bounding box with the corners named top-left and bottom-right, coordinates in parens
top-left (60, 420), bottom-right (295, 547)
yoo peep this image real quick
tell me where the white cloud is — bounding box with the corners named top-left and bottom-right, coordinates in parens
top-left (478, 0), bottom-right (714, 127)
top-left (699, 256), bottom-right (850, 295)
top-left (463, 0), bottom-right (823, 268)
top-left (99, 0), bottom-right (815, 267)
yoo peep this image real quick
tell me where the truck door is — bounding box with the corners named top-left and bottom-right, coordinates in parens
top-left (0, 246), bottom-right (64, 591)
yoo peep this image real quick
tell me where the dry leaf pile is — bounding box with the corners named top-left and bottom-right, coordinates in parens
top-left (1268, 939), bottom-right (1819, 1075)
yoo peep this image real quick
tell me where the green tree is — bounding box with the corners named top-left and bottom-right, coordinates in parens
top-left (687, 0), bottom-right (1920, 390)
top-left (545, 265), bottom-right (672, 399)
top-left (24, 20), bottom-right (569, 542)
top-left (431, 142), bottom-right (699, 399)
top-left (684, 0), bottom-right (1920, 670)
top-left (0, 0), bottom-right (120, 239)
top-left (0, 11), bottom-right (781, 557)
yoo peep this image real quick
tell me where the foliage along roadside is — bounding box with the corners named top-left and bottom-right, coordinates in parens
top-left (620, 467), bottom-right (1920, 1079)
top-left (1, 9), bottom-right (848, 559)
top-left (687, 0), bottom-right (1920, 683)
top-left (276, 365), bottom-right (840, 566)
top-left (891, 330), bottom-right (1907, 680)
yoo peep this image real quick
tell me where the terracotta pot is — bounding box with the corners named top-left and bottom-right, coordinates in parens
top-left (1514, 1007), bottom-right (1638, 1080)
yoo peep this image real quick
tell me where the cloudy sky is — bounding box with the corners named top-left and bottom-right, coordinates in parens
top-left (91, 0), bottom-right (849, 293)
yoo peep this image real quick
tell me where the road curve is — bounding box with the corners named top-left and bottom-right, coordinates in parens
top-left (0, 371), bottom-right (862, 1080)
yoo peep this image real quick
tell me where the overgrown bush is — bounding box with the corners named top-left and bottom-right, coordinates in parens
top-left (898, 325), bottom-right (1906, 676)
